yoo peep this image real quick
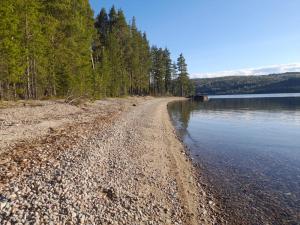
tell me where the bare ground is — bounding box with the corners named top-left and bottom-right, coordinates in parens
top-left (0, 97), bottom-right (220, 224)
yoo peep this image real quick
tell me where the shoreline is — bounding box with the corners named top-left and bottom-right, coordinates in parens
top-left (167, 100), bottom-right (225, 224)
top-left (0, 97), bottom-right (219, 224)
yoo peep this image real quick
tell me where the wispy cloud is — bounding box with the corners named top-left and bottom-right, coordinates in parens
top-left (192, 63), bottom-right (300, 78)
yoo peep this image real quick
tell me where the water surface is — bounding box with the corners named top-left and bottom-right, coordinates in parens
top-left (168, 93), bottom-right (300, 225)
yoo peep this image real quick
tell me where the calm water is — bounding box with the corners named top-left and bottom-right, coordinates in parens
top-left (168, 93), bottom-right (300, 225)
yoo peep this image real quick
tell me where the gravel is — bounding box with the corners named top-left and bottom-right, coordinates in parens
top-left (0, 98), bottom-right (218, 224)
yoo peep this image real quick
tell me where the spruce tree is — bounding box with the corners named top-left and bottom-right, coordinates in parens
top-left (163, 48), bottom-right (172, 94)
top-left (108, 6), bottom-right (118, 30)
top-left (19, 0), bottom-right (47, 99)
top-left (129, 17), bottom-right (142, 95)
top-left (171, 62), bottom-right (179, 95)
top-left (0, 0), bottom-right (23, 99)
top-left (140, 33), bottom-right (151, 95)
top-left (1, 3), bottom-right (185, 99)
top-left (177, 54), bottom-right (193, 96)
top-left (95, 8), bottom-right (109, 46)
top-left (177, 53), bottom-right (188, 96)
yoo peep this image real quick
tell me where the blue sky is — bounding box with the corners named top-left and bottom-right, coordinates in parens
top-left (89, 0), bottom-right (300, 78)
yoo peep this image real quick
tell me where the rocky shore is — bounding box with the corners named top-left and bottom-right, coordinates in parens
top-left (0, 97), bottom-right (219, 224)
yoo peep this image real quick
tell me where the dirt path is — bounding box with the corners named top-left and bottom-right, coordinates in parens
top-left (0, 98), bottom-right (217, 224)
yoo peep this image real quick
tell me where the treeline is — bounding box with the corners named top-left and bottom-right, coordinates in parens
top-left (150, 48), bottom-right (194, 96)
top-left (0, 0), bottom-right (95, 99)
top-left (0, 2), bottom-right (193, 100)
top-left (193, 72), bottom-right (300, 95)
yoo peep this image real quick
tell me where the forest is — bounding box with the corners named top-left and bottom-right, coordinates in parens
top-left (0, 1), bottom-right (194, 100)
top-left (193, 72), bottom-right (300, 95)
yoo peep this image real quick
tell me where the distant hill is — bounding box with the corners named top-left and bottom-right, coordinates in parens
top-left (193, 72), bottom-right (300, 95)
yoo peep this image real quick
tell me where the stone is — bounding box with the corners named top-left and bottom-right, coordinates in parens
top-left (0, 202), bottom-right (7, 210)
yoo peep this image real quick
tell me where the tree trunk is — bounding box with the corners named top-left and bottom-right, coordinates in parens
top-left (25, 7), bottom-right (31, 99)
top-left (130, 72), bottom-right (132, 95)
top-left (13, 83), bottom-right (17, 99)
top-left (51, 35), bottom-right (56, 97)
top-left (33, 58), bottom-right (38, 99)
top-left (53, 82), bottom-right (56, 97)
top-left (181, 83), bottom-right (183, 97)
top-left (31, 59), bottom-right (35, 99)
top-left (27, 70), bottom-right (31, 99)
top-left (91, 53), bottom-right (95, 70)
top-left (0, 81), bottom-right (2, 100)
top-left (6, 83), bottom-right (10, 100)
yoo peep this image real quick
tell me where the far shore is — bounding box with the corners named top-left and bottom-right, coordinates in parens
top-left (0, 97), bottom-right (221, 224)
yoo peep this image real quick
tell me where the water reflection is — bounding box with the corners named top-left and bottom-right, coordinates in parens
top-left (168, 96), bottom-right (300, 225)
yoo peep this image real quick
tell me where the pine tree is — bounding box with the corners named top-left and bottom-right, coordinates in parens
top-left (93, 7), bottom-right (152, 97)
top-left (95, 8), bottom-right (108, 46)
top-left (116, 10), bottom-right (131, 95)
top-left (150, 47), bottom-right (173, 95)
top-left (1, 3), bottom-right (184, 100)
top-left (140, 33), bottom-right (151, 95)
top-left (19, 0), bottom-right (48, 99)
top-left (94, 8), bottom-right (108, 97)
top-left (0, 0), bottom-right (23, 99)
top-left (41, 0), bottom-right (95, 97)
top-left (70, 0), bottom-right (95, 96)
top-left (150, 47), bottom-right (160, 95)
top-left (163, 48), bottom-right (172, 94)
top-left (177, 54), bottom-right (189, 96)
top-left (129, 17), bottom-right (143, 95)
top-left (108, 6), bottom-right (118, 30)
top-left (171, 62), bottom-right (179, 95)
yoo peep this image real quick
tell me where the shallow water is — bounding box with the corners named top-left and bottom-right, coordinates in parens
top-left (168, 94), bottom-right (300, 225)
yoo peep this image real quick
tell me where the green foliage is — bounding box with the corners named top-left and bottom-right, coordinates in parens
top-left (94, 8), bottom-right (152, 97)
top-left (0, 0), bottom-right (95, 100)
top-left (150, 50), bottom-right (193, 97)
top-left (0, 0), bottom-right (23, 99)
top-left (0, 3), bottom-right (191, 100)
top-left (176, 54), bottom-right (194, 96)
top-left (193, 72), bottom-right (300, 95)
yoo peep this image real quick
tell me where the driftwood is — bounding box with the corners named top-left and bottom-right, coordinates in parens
top-left (65, 95), bottom-right (89, 106)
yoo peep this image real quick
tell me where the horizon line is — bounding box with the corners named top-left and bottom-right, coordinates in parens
top-left (191, 63), bottom-right (300, 79)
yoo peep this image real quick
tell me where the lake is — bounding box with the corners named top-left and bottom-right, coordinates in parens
top-left (168, 93), bottom-right (300, 225)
